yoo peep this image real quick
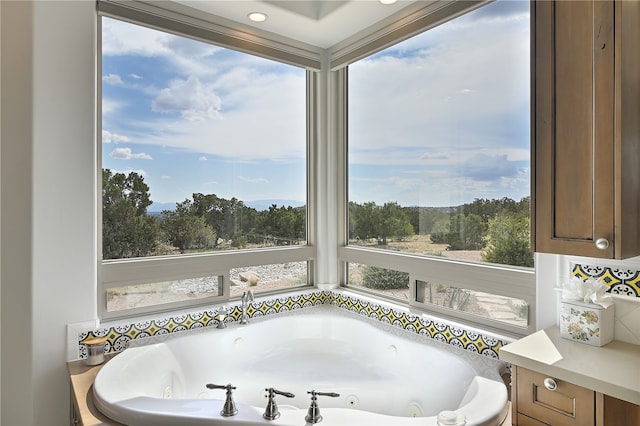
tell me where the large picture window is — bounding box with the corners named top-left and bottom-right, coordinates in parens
top-left (99, 15), bottom-right (310, 318)
top-left (344, 1), bottom-right (534, 335)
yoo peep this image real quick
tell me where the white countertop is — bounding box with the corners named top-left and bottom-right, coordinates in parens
top-left (499, 326), bottom-right (640, 405)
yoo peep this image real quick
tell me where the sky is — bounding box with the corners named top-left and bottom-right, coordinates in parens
top-left (102, 0), bottom-right (530, 210)
top-left (349, 0), bottom-right (530, 207)
top-left (101, 19), bottom-right (307, 210)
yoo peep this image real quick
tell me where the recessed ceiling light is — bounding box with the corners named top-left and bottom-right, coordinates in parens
top-left (247, 12), bottom-right (268, 23)
top-left (379, 0), bottom-right (398, 4)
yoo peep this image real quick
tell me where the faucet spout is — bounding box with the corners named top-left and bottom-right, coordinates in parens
top-left (240, 290), bottom-right (254, 324)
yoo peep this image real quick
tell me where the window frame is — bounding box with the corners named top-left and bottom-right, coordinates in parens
top-left (97, 3), bottom-right (317, 320)
top-left (96, 0), bottom-right (536, 333)
top-left (337, 2), bottom-right (536, 337)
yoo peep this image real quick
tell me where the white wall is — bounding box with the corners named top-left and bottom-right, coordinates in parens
top-left (0, 0), bottom-right (4, 419)
top-left (1, 2), bottom-right (35, 424)
top-left (1, 2), bottom-right (96, 425)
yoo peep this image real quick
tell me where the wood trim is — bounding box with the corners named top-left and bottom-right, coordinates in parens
top-left (513, 366), bottom-right (520, 424)
top-left (616, 0), bottom-right (640, 259)
top-left (68, 357), bottom-right (123, 426)
top-left (595, 392), bottom-right (604, 426)
top-left (599, 393), bottom-right (640, 426)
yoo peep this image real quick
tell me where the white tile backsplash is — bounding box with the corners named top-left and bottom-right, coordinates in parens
top-left (612, 294), bottom-right (640, 345)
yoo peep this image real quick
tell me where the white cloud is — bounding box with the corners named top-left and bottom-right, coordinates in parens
top-left (110, 147), bottom-right (152, 160)
top-left (348, 6), bottom-right (530, 159)
top-left (100, 2), bottom-right (529, 207)
top-left (102, 99), bottom-right (124, 116)
top-left (102, 130), bottom-right (131, 144)
top-left (102, 18), bottom-right (173, 57)
top-left (136, 69), bottom-right (306, 161)
top-left (129, 73), bottom-right (143, 80)
top-left (459, 153), bottom-right (519, 181)
top-left (152, 76), bottom-right (222, 122)
top-left (103, 73), bottom-right (124, 85)
top-left (102, 17), bottom-right (220, 77)
top-left (161, 175), bottom-right (171, 179)
top-left (239, 176), bottom-right (268, 184)
top-left (198, 156), bottom-right (207, 161)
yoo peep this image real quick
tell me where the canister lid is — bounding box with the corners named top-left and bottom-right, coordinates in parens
top-left (83, 336), bottom-right (107, 346)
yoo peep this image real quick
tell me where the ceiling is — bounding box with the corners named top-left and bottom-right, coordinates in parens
top-left (170, 0), bottom-right (424, 49)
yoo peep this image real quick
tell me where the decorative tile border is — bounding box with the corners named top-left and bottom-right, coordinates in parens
top-left (571, 263), bottom-right (640, 297)
top-left (331, 293), bottom-right (507, 358)
top-left (77, 290), bottom-right (508, 360)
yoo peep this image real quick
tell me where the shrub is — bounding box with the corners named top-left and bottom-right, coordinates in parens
top-left (361, 266), bottom-right (409, 290)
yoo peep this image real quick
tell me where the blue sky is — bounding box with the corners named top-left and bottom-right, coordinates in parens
top-left (102, 0), bottom-right (530, 210)
top-left (101, 19), bottom-right (307, 210)
top-left (349, 0), bottom-right (530, 207)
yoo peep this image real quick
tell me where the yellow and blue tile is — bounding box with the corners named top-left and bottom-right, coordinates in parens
top-left (79, 290), bottom-right (507, 360)
top-left (571, 262), bottom-right (640, 297)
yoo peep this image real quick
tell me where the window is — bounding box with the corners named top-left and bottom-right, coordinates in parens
top-left (343, 1), bottom-right (534, 335)
top-left (99, 13), bottom-right (312, 318)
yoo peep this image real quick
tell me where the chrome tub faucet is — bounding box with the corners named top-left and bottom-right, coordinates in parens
top-left (240, 290), bottom-right (254, 324)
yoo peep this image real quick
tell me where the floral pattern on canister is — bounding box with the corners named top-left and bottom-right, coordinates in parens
top-left (559, 299), bottom-right (614, 346)
top-left (562, 307), bottom-right (600, 341)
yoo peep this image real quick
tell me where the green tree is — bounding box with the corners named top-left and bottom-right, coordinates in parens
top-left (361, 266), bottom-right (409, 290)
top-left (378, 202), bottom-right (414, 244)
top-left (419, 207), bottom-right (449, 236)
top-left (482, 212), bottom-right (534, 267)
top-left (102, 169), bottom-right (157, 259)
top-left (349, 201), bottom-right (414, 244)
top-left (259, 204), bottom-right (305, 245)
top-left (404, 207), bottom-right (420, 234)
top-left (445, 213), bottom-right (486, 250)
top-left (430, 218), bottom-right (450, 244)
top-left (349, 201), bottom-right (379, 241)
top-left (160, 199), bottom-right (217, 253)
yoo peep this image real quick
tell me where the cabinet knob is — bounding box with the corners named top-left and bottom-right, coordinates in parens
top-left (595, 238), bottom-right (609, 250)
top-left (543, 377), bottom-right (558, 391)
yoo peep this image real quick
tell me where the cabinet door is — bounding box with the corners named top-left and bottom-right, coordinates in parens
top-left (517, 367), bottom-right (595, 426)
top-left (533, 0), bottom-right (615, 258)
top-left (598, 394), bottom-right (640, 426)
top-left (518, 413), bottom-right (550, 426)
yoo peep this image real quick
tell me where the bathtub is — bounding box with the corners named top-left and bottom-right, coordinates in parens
top-left (93, 305), bottom-right (509, 426)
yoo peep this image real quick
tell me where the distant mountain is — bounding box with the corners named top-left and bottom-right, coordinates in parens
top-left (148, 202), bottom-right (178, 213)
top-left (246, 199), bottom-right (305, 211)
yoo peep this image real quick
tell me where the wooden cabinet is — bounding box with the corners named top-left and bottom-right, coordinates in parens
top-left (532, 0), bottom-right (640, 259)
top-left (513, 366), bottom-right (595, 426)
top-left (511, 366), bottom-right (640, 426)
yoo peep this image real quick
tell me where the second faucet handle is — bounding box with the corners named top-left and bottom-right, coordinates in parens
top-left (263, 387), bottom-right (295, 420)
top-left (305, 390), bottom-right (340, 424)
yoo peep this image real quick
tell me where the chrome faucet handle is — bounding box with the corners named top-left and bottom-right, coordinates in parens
top-left (305, 390), bottom-right (340, 424)
top-left (215, 306), bottom-right (229, 329)
top-left (240, 290), bottom-right (255, 324)
top-left (263, 387), bottom-right (295, 420)
top-left (206, 383), bottom-right (238, 417)
top-left (242, 289), bottom-right (254, 301)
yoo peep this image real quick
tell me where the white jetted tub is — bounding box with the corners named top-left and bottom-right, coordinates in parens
top-left (93, 306), bottom-right (509, 425)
